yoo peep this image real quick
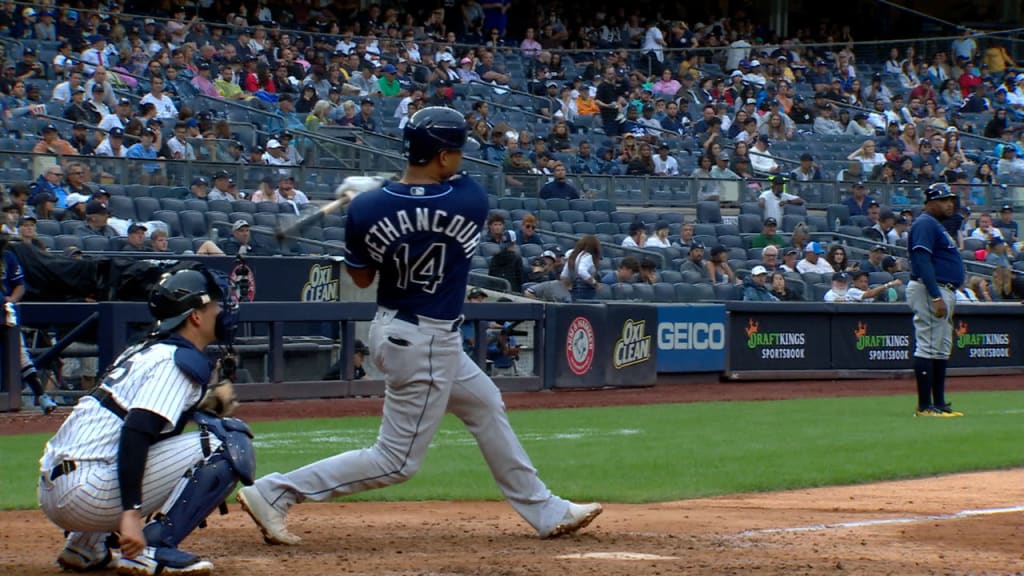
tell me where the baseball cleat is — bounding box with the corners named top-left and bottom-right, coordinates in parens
top-left (915, 406), bottom-right (958, 418)
top-left (936, 403), bottom-right (964, 417)
top-left (57, 543), bottom-right (115, 572)
top-left (237, 485), bottom-right (302, 545)
top-left (114, 546), bottom-right (212, 576)
top-left (40, 394), bottom-right (58, 415)
top-left (541, 502), bottom-right (603, 538)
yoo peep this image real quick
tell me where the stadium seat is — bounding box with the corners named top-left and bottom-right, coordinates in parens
top-left (521, 244), bottom-right (543, 258)
top-left (82, 235), bottom-right (110, 251)
top-left (714, 283), bottom-right (740, 300)
top-left (228, 212), bottom-right (255, 227)
top-left (254, 213), bottom-right (277, 229)
top-left (783, 204), bottom-right (808, 217)
top-left (208, 200), bottom-right (232, 214)
top-left (715, 223), bottom-right (740, 236)
top-left (739, 202), bottom-right (761, 215)
top-left (594, 283), bottom-right (613, 299)
top-left (826, 204), bottom-right (851, 229)
top-left (631, 283), bottom-right (655, 301)
top-left (36, 234), bottom-right (54, 250)
top-left (477, 242), bottom-right (501, 258)
top-left (35, 219), bottom-right (60, 237)
top-left (168, 237), bottom-right (193, 254)
top-left (693, 223), bottom-right (716, 237)
top-left (551, 221), bottom-right (573, 234)
top-left (696, 201), bottom-right (722, 224)
top-left (718, 235), bottom-right (744, 249)
top-left (868, 272), bottom-right (894, 285)
top-left (256, 201), bottom-right (279, 213)
top-left (205, 211), bottom-right (229, 229)
top-left (184, 199), bottom-right (208, 213)
top-left (584, 210), bottom-right (611, 224)
top-left (680, 270), bottom-right (704, 284)
top-left (232, 200), bottom-right (256, 214)
top-left (159, 198), bottom-right (186, 212)
top-left (739, 214), bottom-right (763, 234)
top-left (559, 210), bottom-right (584, 223)
top-left (54, 234), bottom-right (79, 252)
top-left (108, 195), bottom-right (136, 221)
top-left (323, 227), bottom-right (345, 242)
top-left (572, 221), bottom-right (596, 234)
top-left (659, 270), bottom-right (683, 284)
top-left (781, 214), bottom-right (805, 233)
top-left (674, 283), bottom-right (700, 302)
top-left (610, 211), bottom-right (636, 224)
top-left (498, 197), bottom-right (523, 211)
top-left (569, 199), bottom-right (594, 212)
top-left (653, 282), bottom-right (676, 301)
top-left (151, 210), bottom-right (182, 237)
top-left (133, 197), bottom-right (160, 222)
top-left (812, 283), bottom-right (831, 301)
top-left (611, 283), bottom-right (634, 300)
top-left (545, 198), bottom-right (569, 211)
top-left (693, 283), bottom-right (716, 301)
top-left (595, 222), bottom-right (619, 235)
top-left (60, 220), bottom-right (85, 235)
top-left (178, 210), bottom-right (207, 238)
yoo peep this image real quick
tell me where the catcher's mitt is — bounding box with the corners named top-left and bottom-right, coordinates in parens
top-left (198, 378), bottom-right (238, 417)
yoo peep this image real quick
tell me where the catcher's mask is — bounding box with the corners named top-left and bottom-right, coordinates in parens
top-left (149, 267), bottom-right (239, 346)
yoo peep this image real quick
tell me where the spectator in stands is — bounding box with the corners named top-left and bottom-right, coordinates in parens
top-left (823, 271), bottom-right (859, 302)
top-left (220, 220), bottom-right (259, 256)
top-left (63, 162), bottom-right (92, 199)
top-left (476, 50), bottom-right (510, 88)
top-left (208, 171), bottom-right (242, 202)
top-left (28, 192), bottom-right (56, 221)
top-left (967, 275), bottom-right (993, 302)
top-left (742, 266), bottom-right (778, 301)
top-left (757, 245), bottom-right (780, 272)
top-left (52, 69), bottom-right (84, 104)
top-left (516, 214), bottom-right (543, 246)
top-left (526, 254), bottom-right (556, 283)
top-left (276, 175), bottom-right (309, 213)
top-left (813, 103), bottom-right (843, 135)
top-left (32, 164), bottom-right (68, 208)
top-left (638, 258), bottom-right (659, 284)
top-left (67, 123), bottom-right (95, 156)
top-left (645, 221), bottom-right (672, 248)
top-left (758, 176), bottom-right (802, 224)
top-left (59, 192), bottom-right (87, 222)
top-left (679, 241), bottom-right (707, 278)
top-left (825, 244), bottom-right (855, 273)
top-left (538, 162), bottom-right (579, 199)
top-left (678, 222), bottom-right (695, 247)
top-left (182, 176), bottom-right (209, 201)
top-left (17, 215), bottom-right (37, 242)
top-left (125, 128), bottom-right (165, 185)
top-left (770, 271), bottom-right (802, 301)
top-left (1, 204), bottom-right (18, 236)
top-left (985, 237), bottom-right (1012, 268)
top-left (865, 211), bottom-right (897, 246)
top-left (796, 241), bottom-right (833, 274)
top-left (147, 229), bottom-right (169, 253)
top-left (652, 144), bottom-right (679, 176)
top-left (842, 181), bottom-right (874, 217)
top-left (83, 201), bottom-right (117, 238)
top-left (353, 98), bottom-right (380, 132)
top-left (601, 256), bottom-right (639, 284)
top-left (789, 153), bottom-right (822, 183)
top-left (98, 98), bottom-right (132, 133)
top-left (749, 136), bottom-right (780, 175)
top-left (6, 185), bottom-right (29, 221)
top-left (751, 218), bottom-right (785, 248)
top-left (997, 145), bottom-right (1024, 177)
top-left (626, 142), bottom-right (655, 175)
top-left (122, 223), bottom-right (149, 251)
top-left (561, 235), bottom-right (602, 301)
top-left (997, 205), bottom-right (1018, 244)
top-left (858, 245), bottom-right (888, 273)
top-left (622, 221), bottom-right (647, 248)
top-left (261, 139), bottom-right (294, 171)
top-left (33, 124), bottom-right (78, 156)
top-left (524, 279), bottom-right (572, 302)
top-left (140, 77), bottom-right (179, 119)
top-left (572, 141), bottom-right (600, 174)
top-left (853, 270), bottom-right (902, 302)
top-left (706, 245), bottom-right (737, 285)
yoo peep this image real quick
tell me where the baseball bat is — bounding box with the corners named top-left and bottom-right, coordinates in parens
top-left (274, 197), bottom-right (346, 242)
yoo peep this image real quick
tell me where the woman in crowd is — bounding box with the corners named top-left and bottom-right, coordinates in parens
top-left (990, 266), bottom-right (1019, 301)
top-left (626, 142), bottom-right (655, 175)
top-left (304, 99), bottom-right (332, 131)
top-left (826, 244), bottom-right (857, 272)
top-left (561, 235), bottom-right (601, 301)
top-left (770, 272), bottom-right (803, 301)
top-left (705, 245), bottom-right (737, 285)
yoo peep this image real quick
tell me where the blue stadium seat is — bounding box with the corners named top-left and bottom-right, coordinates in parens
top-left (108, 195), bottom-right (136, 221)
top-left (208, 200), bottom-right (232, 214)
top-left (54, 235), bottom-right (79, 252)
top-left (323, 227), bottom-right (345, 242)
top-left (231, 200), bottom-right (256, 214)
top-left (152, 210), bottom-right (182, 237)
top-left (611, 283), bottom-right (634, 300)
top-left (693, 283), bottom-right (716, 301)
top-left (674, 283), bottom-right (700, 302)
top-left (82, 235), bottom-right (110, 251)
top-left (35, 219), bottom-right (60, 237)
top-left (631, 283), bottom-right (655, 301)
top-left (696, 201), bottom-right (722, 223)
top-left (168, 237), bottom-right (193, 254)
top-left (205, 211), bottom-right (229, 229)
top-left (178, 210), bottom-right (207, 238)
top-left (572, 221), bottom-right (596, 234)
top-left (184, 199), bottom-right (209, 212)
top-left (159, 198), bottom-right (186, 212)
top-left (133, 197), bottom-right (160, 222)
top-left (653, 282), bottom-right (676, 301)
top-left (256, 201), bottom-right (279, 213)
top-left (584, 210), bottom-right (610, 224)
top-left (228, 212), bottom-right (255, 227)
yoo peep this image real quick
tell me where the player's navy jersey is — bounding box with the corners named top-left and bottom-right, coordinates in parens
top-left (1, 250), bottom-right (24, 297)
top-left (40, 340), bottom-right (205, 469)
top-left (909, 212), bottom-right (965, 286)
top-left (345, 175), bottom-right (487, 320)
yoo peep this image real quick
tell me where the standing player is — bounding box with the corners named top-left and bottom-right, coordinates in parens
top-left (907, 183), bottom-right (966, 417)
top-left (237, 106), bottom-right (602, 544)
top-left (38, 266), bottom-right (254, 575)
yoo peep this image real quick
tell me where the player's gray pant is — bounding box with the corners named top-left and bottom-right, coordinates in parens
top-left (907, 281), bottom-right (955, 359)
top-left (39, 432), bottom-right (221, 553)
top-left (254, 308), bottom-right (573, 535)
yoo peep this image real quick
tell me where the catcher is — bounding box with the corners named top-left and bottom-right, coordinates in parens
top-left (38, 265), bottom-right (252, 576)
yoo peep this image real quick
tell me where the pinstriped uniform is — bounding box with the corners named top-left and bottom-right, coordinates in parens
top-left (38, 342), bottom-right (219, 547)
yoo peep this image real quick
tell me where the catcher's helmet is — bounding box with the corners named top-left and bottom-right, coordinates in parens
top-left (403, 106), bottom-right (479, 165)
top-left (149, 268), bottom-right (226, 334)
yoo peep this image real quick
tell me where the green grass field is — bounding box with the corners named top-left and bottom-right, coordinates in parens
top-left (3, 391), bottom-right (1022, 510)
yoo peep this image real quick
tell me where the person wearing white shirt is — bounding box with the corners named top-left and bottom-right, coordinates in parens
top-left (641, 21), bottom-right (666, 64)
top-left (395, 88), bottom-right (423, 118)
top-left (99, 99), bottom-right (132, 132)
top-left (140, 77), bottom-right (179, 119)
top-left (51, 70), bottom-right (84, 103)
top-left (823, 272), bottom-right (862, 302)
top-left (621, 221), bottom-right (647, 248)
top-left (796, 242), bottom-right (836, 274)
top-left (757, 177), bottom-right (802, 224)
top-left (726, 37), bottom-right (751, 71)
top-left (969, 213), bottom-right (1005, 242)
top-left (652, 145), bottom-right (679, 176)
top-left (94, 127), bottom-right (129, 157)
top-left (166, 122), bottom-right (196, 160)
top-left (560, 242), bottom-right (601, 300)
top-left (749, 136), bottom-right (780, 174)
top-left (644, 222), bottom-right (672, 248)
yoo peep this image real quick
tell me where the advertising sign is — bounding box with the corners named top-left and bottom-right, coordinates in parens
top-left (831, 314), bottom-right (914, 370)
top-left (728, 312), bottom-right (829, 371)
top-left (604, 303), bottom-right (657, 387)
top-left (656, 305), bottom-right (727, 372)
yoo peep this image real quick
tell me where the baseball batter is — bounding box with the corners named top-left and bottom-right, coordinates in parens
top-left (907, 183), bottom-right (965, 417)
top-left (237, 106), bottom-right (602, 544)
top-left (38, 266), bottom-right (254, 575)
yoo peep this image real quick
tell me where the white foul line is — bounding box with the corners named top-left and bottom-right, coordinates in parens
top-left (736, 505), bottom-right (1024, 537)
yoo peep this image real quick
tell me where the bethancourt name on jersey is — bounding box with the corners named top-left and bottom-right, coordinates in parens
top-left (363, 207), bottom-right (482, 264)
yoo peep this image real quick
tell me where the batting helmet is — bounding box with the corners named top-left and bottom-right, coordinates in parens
top-left (403, 106), bottom-right (479, 165)
top-left (924, 182), bottom-right (956, 202)
top-left (149, 267), bottom-right (231, 335)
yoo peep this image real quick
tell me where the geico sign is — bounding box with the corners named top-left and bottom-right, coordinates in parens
top-left (657, 322), bottom-right (726, 350)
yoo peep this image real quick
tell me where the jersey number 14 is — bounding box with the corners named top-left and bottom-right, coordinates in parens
top-left (394, 242), bottom-right (446, 294)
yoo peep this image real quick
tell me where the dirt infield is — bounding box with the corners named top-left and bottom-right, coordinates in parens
top-left (2, 376), bottom-right (1022, 575)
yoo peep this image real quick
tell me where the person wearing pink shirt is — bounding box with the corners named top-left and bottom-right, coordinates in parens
top-left (651, 69), bottom-right (681, 97)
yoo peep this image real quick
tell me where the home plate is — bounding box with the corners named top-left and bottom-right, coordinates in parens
top-left (557, 552), bottom-right (679, 561)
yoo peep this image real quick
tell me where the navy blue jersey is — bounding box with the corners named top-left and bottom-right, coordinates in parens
top-left (909, 212), bottom-right (964, 285)
top-left (345, 175), bottom-right (488, 320)
top-left (1, 250), bottom-right (24, 298)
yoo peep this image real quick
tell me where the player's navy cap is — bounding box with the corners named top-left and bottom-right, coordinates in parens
top-left (689, 241), bottom-right (705, 250)
top-left (924, 183), bottom-right (956, 202)
top-left (1000, 204), bottom-right (1013, 212)
top-left (989, 237), bottom-right (1005, 246)
top-left (868, 200), bottom-right (880, 207)
top-left (896, 216), bottom-right (908, 224)
top-left (85, 201), bottom-right (108, 215)
top-left (92, 188), bottom-right (111, 198)
top-left (118, 97), bottom-right (131, 106)
top-left (213, 169), bottom-right (231, 179)
top-left (231, 219), bottom-right (250, 231)
top-left (191, 176), bottom-right (209, 186)
top-left (832, 271), bottom-right (851, 282)
top-left (127, 223), bottom-right (147, 233)
top-left (881, 256), bottom-right (898, 269)
top-left (870, 244), bottom-right (886, 252)
top-left (764, 217), bottom-right (778, 226)
top-left (467, 287), bottom-right (487, 299)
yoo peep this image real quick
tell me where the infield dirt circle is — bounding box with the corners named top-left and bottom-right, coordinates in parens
top-left (1, 377), bottom-right (1021, 575)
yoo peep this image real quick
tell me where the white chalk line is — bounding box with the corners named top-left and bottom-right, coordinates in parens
top-left (556, 552), bottom-right (680, 561)
top-left (253, 427), bottom-right (643, 449)
top-left (736, 505), bottom-right (1024, 537)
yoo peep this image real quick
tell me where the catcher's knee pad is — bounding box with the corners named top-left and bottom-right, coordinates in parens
top-left (143, 453), bottom-right (239, 548)
top-left (194, 411), bottom-right (256, 484)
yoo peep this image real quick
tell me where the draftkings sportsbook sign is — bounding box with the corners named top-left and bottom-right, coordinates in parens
top-left (728, 313), bottom-right (828, 371)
